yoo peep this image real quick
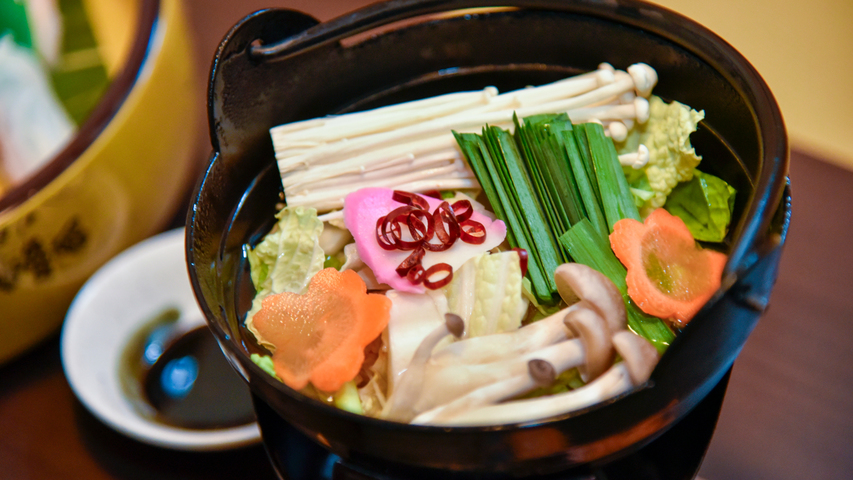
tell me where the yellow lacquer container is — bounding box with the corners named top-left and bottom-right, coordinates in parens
top-left (0, 0), bottom-right (199, 364)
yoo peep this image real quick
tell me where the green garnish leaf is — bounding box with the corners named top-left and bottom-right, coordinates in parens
top-left (664, 169), bottom-right (736, 242)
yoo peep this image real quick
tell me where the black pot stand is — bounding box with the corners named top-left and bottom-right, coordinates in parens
top-left (254, 370), bottom-right (730, 480)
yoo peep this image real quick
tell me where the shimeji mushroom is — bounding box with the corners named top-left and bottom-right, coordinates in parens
top-left (553, 263), bottom-right (626, 334)
top-left (409, 359), bottom-right (558, 425)
top-left (426, 306), bottom-right (576, 366)
top-left (381, 305), bottom-right (619, 423)
top-left (413, 329), bottom-right (660, 426)
top-left (410, 306), bottom-right (617, 425)
top-left (606, 121), bottom-right (630, 142)
top-left (618, 144), bottom-right (651, 169)
top-left (382, 263), bottom-right (632, 423)
top-left (628, 63), bottom-right (659, 98)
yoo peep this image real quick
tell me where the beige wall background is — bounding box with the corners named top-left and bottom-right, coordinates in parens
top-left (186, 1), bottom-right (853, 170)
top-left (651, 0), bottom-right (853, 170)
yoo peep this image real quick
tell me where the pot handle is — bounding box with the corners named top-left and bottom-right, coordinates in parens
top-left (208, 8), bottom-right (320, 154)
top-left (247, 0), bottom-right (518, 62)
top-left (727, 181), bottom-right (791, 314)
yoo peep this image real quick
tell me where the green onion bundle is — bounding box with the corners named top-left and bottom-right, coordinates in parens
top-left (454, 115), bottom-right (674, 349)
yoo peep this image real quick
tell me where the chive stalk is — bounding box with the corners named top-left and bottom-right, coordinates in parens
top-left (515, 114), bottom-right (586, 232)
top-left (560, 129), bottom-right (609, 239)
top-left (584, 123), bottom-right (642, 230)
top-left (484, 126), bottom-right (561, 300)
top-left (454, 132), bottom-right (554, 303)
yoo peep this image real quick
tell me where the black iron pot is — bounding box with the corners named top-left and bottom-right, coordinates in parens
top-left (186, 0), bottom-right (791, 476)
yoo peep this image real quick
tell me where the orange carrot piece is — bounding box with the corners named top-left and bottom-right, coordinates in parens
top-left (252, 268), bottom-right (391, 392)
top-left (609, 208), bottom-right (727, 325)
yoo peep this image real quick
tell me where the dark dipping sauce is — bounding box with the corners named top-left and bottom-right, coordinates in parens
top-left (121, 308), bottom-right (256, 430)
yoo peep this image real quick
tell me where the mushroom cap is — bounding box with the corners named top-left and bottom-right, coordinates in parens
top-left (445, 313), bottom-right (465, 338)
top-left (554, 263), bottom-right (627, 334)
top-left (564, 306), bottom-right (614, 382)
top-left (628, 62), bottom-right (658, 98)
top-left (528, 359), bottom-right (557, 387)
top-left (612, 331), bottom-right (660, 385)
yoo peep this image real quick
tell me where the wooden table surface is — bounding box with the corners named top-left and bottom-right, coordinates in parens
top-left (2, 1), bottom-right (852, 479)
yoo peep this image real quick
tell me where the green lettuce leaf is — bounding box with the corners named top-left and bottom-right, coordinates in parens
top-left (618, 96), bottom-right (705, 212)
top-left (250, 353), bottom-right (281, 380)
top-left (332, 381), bottom-right (364, 415)
top-left (664, 169), bottom-right (736, 242)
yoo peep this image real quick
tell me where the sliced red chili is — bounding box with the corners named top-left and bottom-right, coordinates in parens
top-left (375, 190), bottom-right (491, 287)
top-left (459, 219), bottom-right (486, 244)
top-left (406, 264), bottom-right (425, 284)
top-left (375, 216), bottom-right (399, 251)
top-left (450, 199), bottom-right (473, 223)
top-left (429, 202), bottom-right (459, 250)
top-left (384, 205), bottom-right (419, 222)
top-left (396, 247), bottom-right (425, 277)
top-left (383, 206), bottom-right (421, 250)
top-left (512, 247), bottom-right (529, 277)
top-left (423, 263), bottom-right (453, 289)
top-left (406, 209), bottom-right (434, 243)
top-left (392, 190), bottom-right (430, 211)
top-left (422, 190), bottom-right (443, 200)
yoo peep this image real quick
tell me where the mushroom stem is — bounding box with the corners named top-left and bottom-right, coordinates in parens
top-left (412, 360), bottom-right (557, 424)
top-left (419, 331), bottom-right (660, 426)
top-left (283, 133), bottom-right (461, 188)
top-left (480, 67), bottom-right (615, 110)
top-left (618, 144), bottom-right (650, 169)
top-left (286, 156), bottom-right (473, 207)
top-left (513, 73), bottom-right (636, 118)
top-left (566, 97), bottom-right (650, 124)
top-left (382, 331), bottom-right (589, 423)
top-left (272, 88), bottom-right (499, 147)
top-left (385, 304), bottom-right (617, 422)
top-left (286, 148), bottom-right (464, 193)
top-left (380, 314), bottom-right (464, 422)
top-left (428, 305), bottom-right (575, 366)
top-left (564, 307), bottom-right (614, 382)
top-left (413, 313), bottom-right (466, 364)
top-left (419, 362), bottom-right (633, 426)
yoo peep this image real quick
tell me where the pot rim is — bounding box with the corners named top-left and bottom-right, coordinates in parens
top-left (186, 0), bottom-right (790, 459)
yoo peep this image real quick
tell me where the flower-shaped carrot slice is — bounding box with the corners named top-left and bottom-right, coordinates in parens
top-left (610, 208), bottom-right (727, 325)
top-left (252, 268), bottom-right (391, 392)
